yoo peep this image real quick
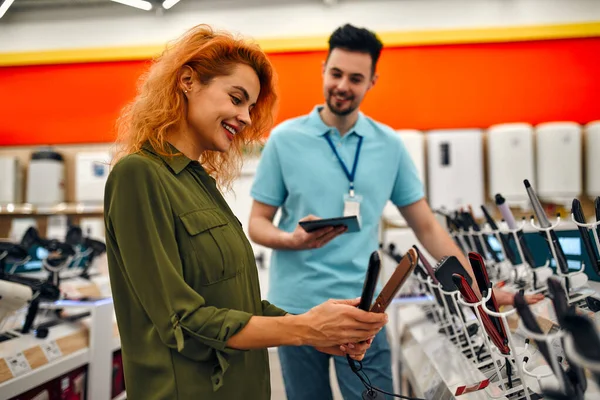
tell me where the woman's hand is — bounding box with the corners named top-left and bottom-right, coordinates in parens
top-left (297, 298), bottom-right (387, 348)
top-left (285, 215), bottom-right (347, 250)
top-left (315, 337), bottom-right (375, 361)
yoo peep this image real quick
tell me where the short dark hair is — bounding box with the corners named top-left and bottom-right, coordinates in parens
top-left (327, 24), bottom-right (383, 74)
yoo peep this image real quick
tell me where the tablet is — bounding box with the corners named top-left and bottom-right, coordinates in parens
top-left (298, 215), bottom-right (361, 233)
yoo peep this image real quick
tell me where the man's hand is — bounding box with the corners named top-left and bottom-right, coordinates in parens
top-left (315, 337), bottom-right (375, 361)
top-left (493, 288), bottom-right (544, 306)
top-left (285, 215), bottom-right (347, 250)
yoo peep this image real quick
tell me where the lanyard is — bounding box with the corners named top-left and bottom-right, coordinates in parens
top-left (324, 133), bottom-right (363, 197)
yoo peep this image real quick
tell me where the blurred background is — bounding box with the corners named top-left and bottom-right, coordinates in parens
top-left (0, 1), bottom-right (599, 399)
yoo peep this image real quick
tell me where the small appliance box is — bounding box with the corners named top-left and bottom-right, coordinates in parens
top-left (426, 129), bottom-right (484, 217)
top-left (0, 156), bottom-right (22, 204)
top-left (487, 123), bottom-right (535, 207)
top-left (75, 151), bottom-right (112, 204)
top-left (586, 121), bottom-right (600, 198)
top-left (535, 122), bottom-right (582, 204)
top-left (382, 130), bottom-right (425, 225)
top-left (26, 148), bottom-right (65, 206)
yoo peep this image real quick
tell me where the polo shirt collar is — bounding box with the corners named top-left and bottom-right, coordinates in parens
top-left (306, 105), bottom-right (372, 138)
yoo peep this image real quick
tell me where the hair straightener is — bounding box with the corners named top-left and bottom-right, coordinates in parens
top-left (370, 248), bottom-right (417, 313)
top-left (358, 251), bottom-right (381, 311)
top-left (452, 273), bottom-right (510, 355)
top-left (523, 180), bottom-right (570, 276)
top-left (481, 204), bottom-right (518, 265)
top-left (561, 313), bottom-right (600, 389)
top-left (495, 193), bottom-right (537, 268)
top-left (571, 198), bottom-right (600, 275)
top-left (349, 248), bottom-right (425, 400)
top-left (468, 252), bottom-right (506, 340)
top-left (466, 206), bottom-right (501, 264)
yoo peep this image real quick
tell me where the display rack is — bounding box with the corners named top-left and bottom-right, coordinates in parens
top-left (529, 216), bottom-right (589, 304)
top-left (519, 324), bottom-right (569, 395)
top-left (0, 297), bottom-right (117, 400)
top-left (493, 219), bottom-right (550, 294)
top-left (455, 289), bottom-right (534, 400)
top-left (0, 203), bottom-right (104, 216)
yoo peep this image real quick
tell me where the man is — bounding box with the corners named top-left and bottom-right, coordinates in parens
top-left (249, 24), bottom-right (542, 399)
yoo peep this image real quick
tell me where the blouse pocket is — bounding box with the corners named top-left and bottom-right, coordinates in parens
top-left (179, 208), bottom-right (241, 286)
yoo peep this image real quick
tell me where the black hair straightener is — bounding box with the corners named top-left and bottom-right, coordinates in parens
top-left (412, 245), bottom-right (449, 313)
top-left (435, 209), bottom-right (467, 253)
top-left (545, 277), bottom-right (587, 398)
top-left (358, 251), bottom-right (381, 311)
top-left (561, 313), bottom-right (600, 389)
top-left (481, 204), bottom-right (518, 265)
top-left (572, 198), bottom-right (600, 276)
top-left (523, 180), bottom-right (570, 279)
top-left (466, 206), bottom-right (501, 264)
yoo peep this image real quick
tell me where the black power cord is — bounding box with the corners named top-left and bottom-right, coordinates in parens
top-left (347, 356), bottom-right (425, 400)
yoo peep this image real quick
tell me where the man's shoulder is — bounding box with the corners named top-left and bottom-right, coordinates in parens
top-left (361, 115), bottom-right (402, 142)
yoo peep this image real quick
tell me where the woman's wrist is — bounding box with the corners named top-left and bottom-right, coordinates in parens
top-left (280, 313), bottom-right (309, 346)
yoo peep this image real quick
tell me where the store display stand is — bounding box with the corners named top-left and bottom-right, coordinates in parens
top-left (0, 297), bottom-right (116, 400)
top-left (437, 286), bottom-right (495, 371)
top-left (456, 290), bottom-right (534, 400)
top-left (495, 220), bottom-right (549, 295)
top-left (529, 216), bottom-right (589, 304)
top-left (520, 325), bottom-right (569, 395)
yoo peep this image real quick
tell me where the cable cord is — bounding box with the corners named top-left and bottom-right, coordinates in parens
top-left (347, 356), bottom-right (426, 400)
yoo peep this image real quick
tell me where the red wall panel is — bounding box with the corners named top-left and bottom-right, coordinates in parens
top-left (1, 37), bottom-right (599, 146)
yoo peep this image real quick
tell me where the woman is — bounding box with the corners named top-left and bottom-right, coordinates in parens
top-left (104, 24), bottom-right (387, 399)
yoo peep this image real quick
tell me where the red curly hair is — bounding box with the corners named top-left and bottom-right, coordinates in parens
top-left (114, 24), bottom-right (278, 190)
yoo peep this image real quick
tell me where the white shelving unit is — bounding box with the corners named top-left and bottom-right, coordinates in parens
top-left (0, 297), bottom-right (118, 400)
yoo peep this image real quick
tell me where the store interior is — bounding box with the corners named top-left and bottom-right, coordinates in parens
top-left (1, 0), bottom-right (600, 399)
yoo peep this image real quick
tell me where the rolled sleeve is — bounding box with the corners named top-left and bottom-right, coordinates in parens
top-left (260, 300), bottom-right (288, 317)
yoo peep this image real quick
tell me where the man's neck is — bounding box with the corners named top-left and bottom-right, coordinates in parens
top-left (319, 106), bottom-right (359, 136)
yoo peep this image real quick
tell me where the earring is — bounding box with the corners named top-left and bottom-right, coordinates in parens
top-left (184, 90), bottom-right (188, 93)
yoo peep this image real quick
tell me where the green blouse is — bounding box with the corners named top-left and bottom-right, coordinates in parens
top-left (104, 143), bottom-right (287, 399)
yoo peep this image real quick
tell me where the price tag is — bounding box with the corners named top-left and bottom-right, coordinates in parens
top-left (41, 340), bottom-right (63, 362)
top-left (5, 352), bottom-right (31, 377)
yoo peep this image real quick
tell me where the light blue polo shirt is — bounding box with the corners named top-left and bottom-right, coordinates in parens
top-left (250, 106), bottom-right (424, 314)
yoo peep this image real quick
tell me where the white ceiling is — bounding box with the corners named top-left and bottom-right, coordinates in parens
top-left (6, 0), bottom-right (338, 13)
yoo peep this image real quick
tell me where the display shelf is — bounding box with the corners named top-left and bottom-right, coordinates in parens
top-left (0, 348), bottom-right (89, 399)
top-left (0, 203), bottom-right (103, 216)
top-left (0, 298), bottom-right (115, 400)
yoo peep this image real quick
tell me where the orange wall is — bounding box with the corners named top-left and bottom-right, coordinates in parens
top-left (1, 37), bottom-right (599, 146)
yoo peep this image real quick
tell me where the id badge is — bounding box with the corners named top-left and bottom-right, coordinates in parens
top-left (343, 193), bottom-right (362, 218)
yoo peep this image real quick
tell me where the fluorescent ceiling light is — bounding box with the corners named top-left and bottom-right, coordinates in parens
top-left (162, 0), bottom-right (181, 10)
top-left (0, 0), bottom-right (16, 19)
top-left (111, 0), bottom-right (153, 11)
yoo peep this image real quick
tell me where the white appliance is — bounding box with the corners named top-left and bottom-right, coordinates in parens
top-left (487, 123), bottom-right (535, 208)
top-left (585, 121), bottom-right (600, 198)
top-left (0, 156), bottom-right (22, 204)
top-left (26, 149), bottom-right (65, 206)
top-left (75, 151), bottom-right (112, 204)
top-left (382, 130), bottom-right (426, 225)
top-left (535, 122), bottom-right (582, 205)
top-left (426, 129), bottom-right (484, 218)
